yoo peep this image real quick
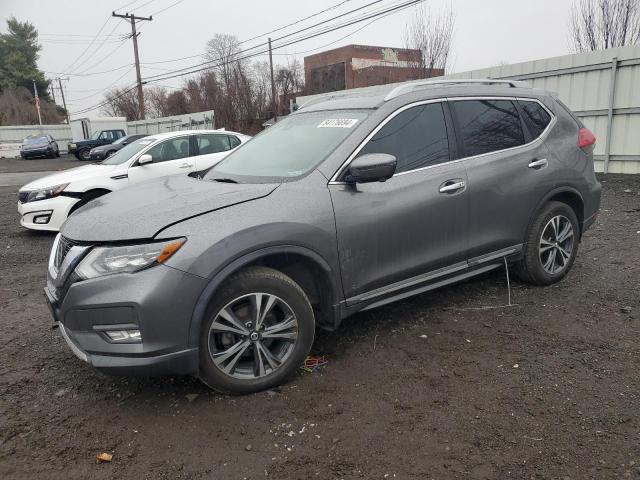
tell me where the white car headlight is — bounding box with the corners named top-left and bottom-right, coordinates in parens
top-left (21, 183), bottom-right (69, 203)
top-left (75, 238), bottom-right (186, 279)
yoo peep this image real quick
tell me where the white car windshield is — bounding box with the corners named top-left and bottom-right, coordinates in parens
top-left (100, 137), bottom-right (157, 165)
top-left (206, 110), bottom-right (369, 182)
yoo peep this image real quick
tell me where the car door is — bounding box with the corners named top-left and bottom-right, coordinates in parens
top-left (450, 98), bottom-right (556, 259)
top-left (329, 101), bottom-right (469, 303)
top-left (193, 134), bottom-right (236, 171)
top-left (127, 135), bottom-right (195, 184)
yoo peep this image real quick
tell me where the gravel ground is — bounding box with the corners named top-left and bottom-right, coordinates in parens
top-left (0, 173), bottom-right (639, 480)
top-left (0, 154), bottom-right (81, 174)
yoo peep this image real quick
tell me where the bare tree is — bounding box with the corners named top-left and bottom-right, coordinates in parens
top-left (103, 87), bottom-right (140, 120)
top-left (569, 0), bottom-right (640, 52)
top-left (275, 57), bottom-right (304, 114)
top-left (403, 5), bottom-right (455, 76)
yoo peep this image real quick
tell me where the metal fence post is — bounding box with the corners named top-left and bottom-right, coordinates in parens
top-left (604, 57), bottom-right (618, 174)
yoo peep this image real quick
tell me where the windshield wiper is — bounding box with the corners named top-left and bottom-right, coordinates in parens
top-left (210, 177), bottom-right (239, 184)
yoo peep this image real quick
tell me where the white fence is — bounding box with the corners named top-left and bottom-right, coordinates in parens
top-left (0, 110), bottom-right (215, 158)
top-left (297, 44), bottom-right (640, 174)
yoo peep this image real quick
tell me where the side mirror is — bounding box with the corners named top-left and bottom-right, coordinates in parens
top-left (122, 141), bottom-right (128, 146)
top-left (345, 153), bottom-right (397, 184)
top-left (138, 154), bottom-right (153, 165)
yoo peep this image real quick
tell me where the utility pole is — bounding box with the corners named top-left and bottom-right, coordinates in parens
top-left (57, 77), bottom-right (70, 124)
top-left (112, 11), bottom-right (152, 120)
top-left (49, 81), bottom-right (56, 104)
top-left (33, 80), bottom-right (42, 125)
top-left (268, 37), bottom-right (277, 123)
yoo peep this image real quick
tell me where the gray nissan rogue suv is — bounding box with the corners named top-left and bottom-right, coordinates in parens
top-left (45, 79), bottom-right (601, 394)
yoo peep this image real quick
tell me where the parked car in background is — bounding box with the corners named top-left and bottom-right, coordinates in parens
top-left (42, 79), bottom-right (601, 394)
top-left (20, 135), bottom-right (59, 159)
top-left (18, 129), bottom-right (250, 231)
top-left (89, 134), bottom-right (148, 160)
top-left (68, 129), bottom-right (126, 161)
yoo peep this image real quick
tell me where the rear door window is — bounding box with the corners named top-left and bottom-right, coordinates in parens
top-left (195, 134), bottom-right (231, 155)
top-left (144, 137), bottom-right (190, 163)
top-left (357, 102), bottom-right (450, 173)
top-left (451, 99), bottom-right (525, 157)
top-left (518, 100), bottom-right (552, 138)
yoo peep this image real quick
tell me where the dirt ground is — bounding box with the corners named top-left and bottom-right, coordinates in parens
top-left (0, 169), bottom-right (639, 480)
top-left (0, 154), bottom-right (80, 174)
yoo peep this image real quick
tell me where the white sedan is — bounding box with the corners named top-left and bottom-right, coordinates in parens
top-left (17, 129), bottom-right (250, 232)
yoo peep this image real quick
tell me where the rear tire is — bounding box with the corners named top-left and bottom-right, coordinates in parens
top-left (198, 266), bottom-right (315, 395)
top-left (515, 201), bottom-right (579, 285)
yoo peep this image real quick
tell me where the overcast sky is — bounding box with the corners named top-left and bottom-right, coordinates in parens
top-left (1, 0), bottom-right (574, 117)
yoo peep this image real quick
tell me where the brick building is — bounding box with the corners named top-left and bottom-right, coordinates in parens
top-left (304, 44), bottom-right (443, 95)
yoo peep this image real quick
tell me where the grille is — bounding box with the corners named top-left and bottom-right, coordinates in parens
top-left (55, 236), bottom-right (80, 268)
top-left (18, 191), bottom-right (29, 203)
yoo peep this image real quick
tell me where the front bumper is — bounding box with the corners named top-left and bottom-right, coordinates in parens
top-left (45, 263), bottom-right (206, 376)
top-left (18, 195), bottom-right (78, 232)
top-left (21, 147), bottom-right (51, 158)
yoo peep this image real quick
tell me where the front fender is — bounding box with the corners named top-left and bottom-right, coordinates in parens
top-left (186, 244), bottom-right (338, 348)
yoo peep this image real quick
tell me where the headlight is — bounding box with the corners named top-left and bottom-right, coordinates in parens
top-left (75, 238), bottom-right (186, 279)
top-left (21, 183), bottom-right (69, 203)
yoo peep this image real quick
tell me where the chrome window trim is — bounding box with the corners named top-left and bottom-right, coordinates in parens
top-left (328, 96), bottom-right (556, 185)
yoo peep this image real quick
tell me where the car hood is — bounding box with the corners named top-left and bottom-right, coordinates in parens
top-left (90, 144), bottom-right (111, 152)
top-left (61, 175), bottom-right (279, 242)
top-left (19, 164), bottom-right (118, 191)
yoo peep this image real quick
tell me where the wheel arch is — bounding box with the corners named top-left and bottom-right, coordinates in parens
top-left (67, 188), bottom-right (112, 215)
top-left (188, 245), bottom-right (342, 349)
top-left (533, 186), bottom-right (584, 237)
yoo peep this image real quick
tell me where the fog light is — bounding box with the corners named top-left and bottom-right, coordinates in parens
top-left (105, 329), bottom-right (141, 342)
top-left (33, 214), bottom-right (51, 224)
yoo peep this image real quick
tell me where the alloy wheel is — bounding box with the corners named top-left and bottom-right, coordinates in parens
top-left (207, 293), bottom-right (299, 380)
top-left (539, 214), bottom-right (574, 274)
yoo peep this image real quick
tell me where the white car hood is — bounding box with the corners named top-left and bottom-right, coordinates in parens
top-left (20, 164), bottom-right (120, 191)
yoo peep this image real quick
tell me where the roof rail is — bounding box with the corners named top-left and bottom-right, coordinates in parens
top-left (383, 78), bottom-right (530, 101)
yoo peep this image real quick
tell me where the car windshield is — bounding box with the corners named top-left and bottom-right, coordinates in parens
top-left (100, 137), bottom-right (156, 165)
top-left (90, 130), bottom-right (102, 140)
top-left (24, 135), bottom-right (48, 145)
top-left (205, 110), bottom-right (369, 182)
top-left (112, 136), bottom-right (129, 145)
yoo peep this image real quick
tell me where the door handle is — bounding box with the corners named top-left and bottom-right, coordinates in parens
top-left (179, 163), bottom-right (193, 168)
top-left (439, 180), bottom-right (466, 193)
top-left (528, 158), bottom-right (548, 169)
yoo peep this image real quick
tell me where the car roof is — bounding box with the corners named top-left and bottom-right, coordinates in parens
top-left (145, 129), bottom-right (248, 140)
top-left (297, 80), bottom-right (551, 113)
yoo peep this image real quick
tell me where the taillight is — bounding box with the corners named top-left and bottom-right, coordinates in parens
top-left (578, 127), bottom-right (596, 149)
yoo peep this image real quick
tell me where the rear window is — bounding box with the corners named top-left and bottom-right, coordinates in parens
top-left (518, 100), bottom-right (552, 138)
top-left (451, 99), bottom-right (525, 157)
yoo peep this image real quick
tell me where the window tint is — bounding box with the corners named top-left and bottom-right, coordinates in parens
top-left (144, 137), bottom-right (190, 163)
top-left (518, 100), bottom-right (552, 138)
top-left (229, 135), bottom-right (241, 148)
top-left (357, 103), bottom-right (449, 173)
top-left (196, 134), bottom-right (231, 155)
top-left (451, 100), bottom-right (525, 157)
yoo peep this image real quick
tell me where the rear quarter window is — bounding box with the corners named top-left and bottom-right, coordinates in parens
top-left (518, 100), bottom-right (552, 138)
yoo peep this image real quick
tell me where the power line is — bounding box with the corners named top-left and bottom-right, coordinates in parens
top-left (145, 0), bottom-right (420, 84)
top-left (72, 0), bottom-right (421, 115)
top-left (66, 19), bottom-right (127, 75)
top-left (149, 0), bottom-right (185, 16)
top-left (67, 66), bottom-right (136, 102)
top-left (59, 17), bottom-right (111, 73)
top-left (143, 0), bottom-right (388, 81)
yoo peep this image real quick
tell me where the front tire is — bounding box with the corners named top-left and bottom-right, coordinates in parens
top-left (199, 266), bottom-right (315, 395)
top-left (78, 148), bottom-right (91, 161)
top-left (515, 201), bottom-right (579, 285)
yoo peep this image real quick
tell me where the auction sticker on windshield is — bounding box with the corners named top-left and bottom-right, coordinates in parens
top-left (317, 118), bottom-right (359, 128)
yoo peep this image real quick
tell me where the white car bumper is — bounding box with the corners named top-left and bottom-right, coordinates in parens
top-left (17, 196), bottom-right (79, 232)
